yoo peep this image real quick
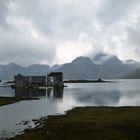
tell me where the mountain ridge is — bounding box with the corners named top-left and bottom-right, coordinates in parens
top-left (0, 55), bottom-right (139, 80)
top-left (124, 67), bottom-right (140, 79)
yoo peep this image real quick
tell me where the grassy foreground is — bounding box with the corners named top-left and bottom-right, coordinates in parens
top-left (0, 97), bottom-right (21, 106)
top-left (8, 107), bottom-right (140, 140)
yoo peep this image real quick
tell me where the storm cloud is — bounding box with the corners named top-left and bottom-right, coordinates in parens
top-left (0, 0), bottom-right (140, 65)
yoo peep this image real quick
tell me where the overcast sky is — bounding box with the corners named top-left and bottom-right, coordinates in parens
top-left (0, 0), bottom-right (140, 66)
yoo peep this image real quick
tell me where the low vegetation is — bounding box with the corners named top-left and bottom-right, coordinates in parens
top-left (8, 107), bottom-right (140, 140)
top-left (0, 96), bottom-right (38, 106)
top-left (0, 97), bottom-right (21, 106)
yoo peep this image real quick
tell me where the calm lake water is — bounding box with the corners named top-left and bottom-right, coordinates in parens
top-left (0, 79), bottom-right (140, 138)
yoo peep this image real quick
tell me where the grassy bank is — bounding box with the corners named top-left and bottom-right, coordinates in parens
top-left (0, 97), bottom-right (38, 106)
top-left (8, 107), bottom-right (140, 140)
top-left (0, 97), bottom-right (21, 106)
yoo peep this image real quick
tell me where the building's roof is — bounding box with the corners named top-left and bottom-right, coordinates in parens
top-left (48, 72), bottom-right (63, 76)
top-left (15, 74), bottom-right (46, 78)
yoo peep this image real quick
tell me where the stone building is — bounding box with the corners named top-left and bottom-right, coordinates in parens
top-left (47, 72), bottom-right (63, 87)
top-left (14, 72), bottom-right (63, 88)
top-left (14, 74), bottom-right (46, 88)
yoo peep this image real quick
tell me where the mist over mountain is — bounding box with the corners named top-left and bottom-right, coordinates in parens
top-left (0, 54), bottom-right (139, 80)
top-left (97, 55), bottom-right (139, 79)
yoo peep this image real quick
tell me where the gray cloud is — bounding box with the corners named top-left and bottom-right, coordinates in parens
top-left (0, 0), bottom-right (140, 65)
top-left (98, 0), bottom-right (140, 25)
top-left (0, 0), bottom-right (10, 28)
top-left (0, 28), bottom-right (56, 66)
top-left (126, 18), bottom-right (140, 58)
top-left (10, 0), bottom-right (98, 40)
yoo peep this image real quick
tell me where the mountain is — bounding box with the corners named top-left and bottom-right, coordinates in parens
top-left (0, 55), bottom-right (139, 80)
top-left (124, 67), bottom-right (140, 79)
top-left (0, 63), bottom-right (50, 80)
top-left (55, 55), bottom-right (139, 79)
top-left (51, 64), bottom-right (63, 71)
top-left (0, 63), bottom-right (25, 80)
top-left (98, 55), bottom-right (139, 78)
top-left (54, 56), bottom-right (99, 79)
top-left (27, 64), bottom-right (50, 75)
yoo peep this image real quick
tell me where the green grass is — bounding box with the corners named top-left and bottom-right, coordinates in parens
top-left (8, 107), bottom-right (140, 140)
top-left (0, 97), bottom-right (21, 106)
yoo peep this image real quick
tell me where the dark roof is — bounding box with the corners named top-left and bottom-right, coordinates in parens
top-left (15, 74), bottom-right (46, 78)
top-left (48, 72), bottom-right (63, 76)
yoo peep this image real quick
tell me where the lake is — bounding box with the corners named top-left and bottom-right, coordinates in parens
top-left (0, 79), bottom-right (140, 138)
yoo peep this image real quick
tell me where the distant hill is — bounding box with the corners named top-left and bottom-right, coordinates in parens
top-left (0, 63), bottom-right (26, 80)
top-left (55, 55), bottom-right (139, 79)
top-left (0, 63), bottom-right (50, 80)
top-left (27, 64), bottom-right (50, 75)
top-left (124, 67), bottom-right (140, 79)
top-left (0, 55), bottom-right (139, 80)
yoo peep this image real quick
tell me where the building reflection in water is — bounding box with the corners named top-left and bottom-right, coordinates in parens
top-left (14, 87), bottom-right (64, 100)
top-left (47, 87), bottom-right (64, 100)
top-left (14, 88), bottom-right (46, 99)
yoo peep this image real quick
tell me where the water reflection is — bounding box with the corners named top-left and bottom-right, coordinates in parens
top-left (0, 85), bottom-right (64, 100)
top-left (76, 90), bottom-right (121, 106)
top-left (15, 88), bottom-right (46, 99)
top-left (47, 87), bottom-right (64, 100)
top-left (14, 87), bottom-right (64, 100)
top-left (0, 87), bottom-right (64, 138)
top-left (1, 80), bottom-right (140, 139)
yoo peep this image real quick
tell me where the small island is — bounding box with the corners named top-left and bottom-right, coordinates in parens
top-left (64, 79), bottom-right (111, 83)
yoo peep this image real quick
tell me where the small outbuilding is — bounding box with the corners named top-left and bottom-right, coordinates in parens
top-left (47, 72), bottom-right (63, 87)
